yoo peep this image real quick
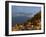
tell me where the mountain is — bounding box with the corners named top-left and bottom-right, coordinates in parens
top-left (12, 12), bottom-right (33, 17)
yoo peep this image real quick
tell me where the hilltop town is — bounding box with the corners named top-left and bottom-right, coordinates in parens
top-left (12, 11), bottom-right (41, 31)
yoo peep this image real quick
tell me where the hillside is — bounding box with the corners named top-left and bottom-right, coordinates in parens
top-left (12, 11), bottom-right (41, 31)
top-left (27, 11), bottom-right (41, 22)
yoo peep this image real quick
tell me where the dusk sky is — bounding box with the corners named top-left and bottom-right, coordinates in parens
top-left (12, 6), bottom-right (41, 17)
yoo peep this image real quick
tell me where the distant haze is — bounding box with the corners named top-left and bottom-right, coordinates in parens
top-left (12, 6), bottom-right (41, 17)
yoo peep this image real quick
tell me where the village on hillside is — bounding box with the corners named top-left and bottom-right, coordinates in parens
top-left (12, 11), bottom-right (41, 31)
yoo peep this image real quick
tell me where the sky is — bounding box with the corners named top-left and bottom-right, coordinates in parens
top-left (12, 6), bottom-right (41, 17)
